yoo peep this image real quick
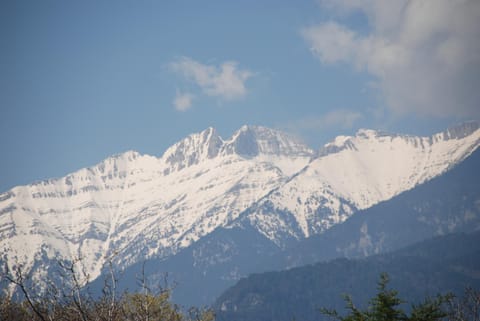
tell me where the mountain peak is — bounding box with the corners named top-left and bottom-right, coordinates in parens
top-left (162, 127), bottom-right (224, 172)
top-left (355, 128), bottom-right (379, 138)
top-left (109, 150), bottom-right (141, 161)
top-left (223, 125), bottom-right (314, 158)
top-left (320, 134), bottom-right (355, 156)
top-left (227, 125), bottom-right (260, 157)
top-left (319, 128), bottom-right (390, 156)
top-left (160, 125), bottom-right (314, 173)
top-left (1, 122), bottom-right (479, 307)
top-left (319, 121), bottom-right (480, 159)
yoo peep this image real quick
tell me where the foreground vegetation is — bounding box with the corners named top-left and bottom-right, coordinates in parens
top-left (0, 258), bottom-right (214, 321)
top-left (321, 273), bottom-right (480, 321)
top-left (1, 256), bottom-right (478, 321)
top-left (0, 291), bottom-right (214, 321)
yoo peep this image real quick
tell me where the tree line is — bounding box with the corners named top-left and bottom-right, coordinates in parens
top-left (1, 257), bottom-right (478, 321)
top-left (321, 273), bottom-right (479, 321)
top-left (0, 256), bottom-right (214, 321)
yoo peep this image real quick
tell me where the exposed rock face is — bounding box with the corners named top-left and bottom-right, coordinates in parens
top-left (0, 122), bottom-right (479, 306)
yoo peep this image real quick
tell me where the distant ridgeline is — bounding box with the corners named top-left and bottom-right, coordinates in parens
top-left (0, 122), bottom-right (479, 307)
top-left (214, 231), bottom-right (480, 321)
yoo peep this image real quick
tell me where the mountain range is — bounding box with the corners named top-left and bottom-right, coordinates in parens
top-left (214, 230), bottom-right (480, 321)
top-left (123, 131), bottom-right (480, 306)
top-left (214, 136), bottom-right (480, 321)
top-left (0, 121), bottom-right (479, 306)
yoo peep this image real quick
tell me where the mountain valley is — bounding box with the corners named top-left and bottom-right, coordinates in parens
top-left (1, 121), bottom-right (479, 306)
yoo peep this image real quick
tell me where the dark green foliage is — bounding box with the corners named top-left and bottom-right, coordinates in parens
top-left (409, 296), bottom-right (449, 321)
top-left (369, 274), bottom-right (405, 321)
top-left (321, 273), bottom-right (449, 321)
top-left (214, 231), bottom-right (480, 321)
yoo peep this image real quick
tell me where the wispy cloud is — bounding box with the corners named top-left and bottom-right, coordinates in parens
top-left (278, 109), bottom-right (365, 137)
top-left (173, 90), bottom-right (194, 112)
top-left (285, 109), bottom-right (364, 133)
top-left (303, 0), bottom-right (480, 118)
top-left (170, 57), bottom-right (254, 107)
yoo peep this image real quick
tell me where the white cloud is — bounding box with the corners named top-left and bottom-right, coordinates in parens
top-left (304, 0), bottom-right (480, 118)
top-left (173, 90), bottom-right (194, 112)
top-left (170, 57), bottom-right (253, 101)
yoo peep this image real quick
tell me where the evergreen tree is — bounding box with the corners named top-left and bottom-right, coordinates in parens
top-left (368, 273), bottom-right (406, 321)
top-left (321, 273), bottom-right (448, 321)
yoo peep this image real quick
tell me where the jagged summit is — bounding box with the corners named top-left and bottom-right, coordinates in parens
top-left (223, 125), bottom-right (314, 158)
top-left (161, 125), bottom-right (314, 173)
top-left (0, 122), bottom-right (479, 302)
top-left (247, 122), bottom-right (480, 242)
top-left (162, 127), bottom-right (224, 172)
top-left (320, 122), bottom-right (480, 157)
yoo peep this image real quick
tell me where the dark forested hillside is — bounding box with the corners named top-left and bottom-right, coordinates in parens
top-left (281, 148), bottom-right (480, 268)
top-left (214, 231), bottom-right (480, 321)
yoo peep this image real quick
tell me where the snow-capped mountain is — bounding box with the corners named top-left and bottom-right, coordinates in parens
top-left (0, 122), bottom-right (479, 299)
top-left (243, 122), bottom-right (480, 244)
top-left (0, 126), bottom-right (313, 283)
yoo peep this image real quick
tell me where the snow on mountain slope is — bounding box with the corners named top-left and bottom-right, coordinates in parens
top-left (0, 126), bottom-right (313, 283)
top-left (244, 122), bottom-right (480, 242)
top-left (0, 151), bottom-right (164, 279)
top-left (0, 122), bottom-right (479, 292)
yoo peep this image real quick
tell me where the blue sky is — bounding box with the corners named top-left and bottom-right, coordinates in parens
top-left (1, 0), bottom-right (479, 192)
